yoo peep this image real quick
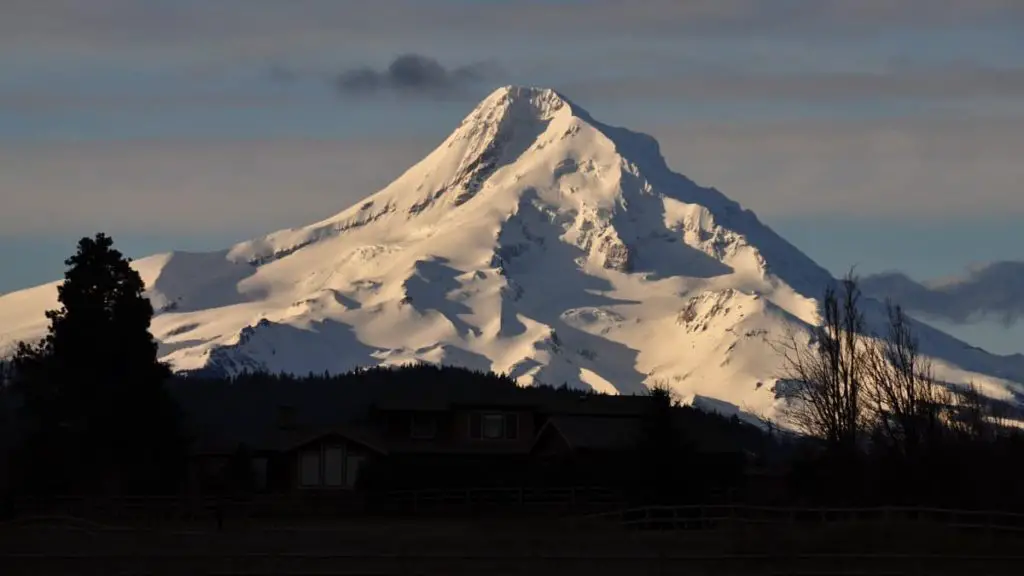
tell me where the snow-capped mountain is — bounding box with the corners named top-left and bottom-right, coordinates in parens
top-left (1, 86), bottom-right (1022, 420)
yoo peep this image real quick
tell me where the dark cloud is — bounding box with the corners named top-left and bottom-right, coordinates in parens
top-left (862, 262), bottom-right (1024, 326)
top-left (336, 54), bottom-right (489, 97)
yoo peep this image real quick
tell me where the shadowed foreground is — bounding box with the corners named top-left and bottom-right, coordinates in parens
top-left (4, 508), bottom-right (1024, 575)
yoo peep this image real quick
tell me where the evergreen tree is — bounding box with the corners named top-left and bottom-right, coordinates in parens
top-left (636, 384), bottom-right (689, 504)
top-left (10, 234), bottom-right (186, 496)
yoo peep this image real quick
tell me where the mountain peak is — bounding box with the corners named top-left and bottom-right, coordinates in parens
top-left (4, 87), bottom-right (1022, 423)
top-left (449, 85), bottom-right (580, 146)
top-left (478, 85), bottom-right (576, 120)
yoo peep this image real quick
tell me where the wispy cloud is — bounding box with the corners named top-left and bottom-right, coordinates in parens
top-left (3, 0), bottom-right (1024, 232)
top-left (335, 54), bottom-right (491, 98)
top-left (863, 262), bottom-right (1024, 326)
top-left (4, 0), bottom-right (1020, 65)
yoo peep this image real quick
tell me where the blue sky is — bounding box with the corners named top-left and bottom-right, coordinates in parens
top-left (1, 0), bottom-right (1023, 353)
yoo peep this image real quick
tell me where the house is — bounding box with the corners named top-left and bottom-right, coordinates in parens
top-left (363, 386), bottom-right (544, 491)
top-left (187, 406), bottom-right (387, 495)
top-left (174, 380), bottom-right (386, 496)
top-left (175, 375), bottom-right (662, 495)
top-left (529, 415), bottom-right (645, 490)
top-left (369, 391), bottom-right (540, 454)
top-left (285, 427), bottom-right (386, 491)
top-left (529, 403), bottom-right (757, 501)
top-left (172, 370), bottom-right (758, 505)
top-left (532, 415), bottom-right (643, 456)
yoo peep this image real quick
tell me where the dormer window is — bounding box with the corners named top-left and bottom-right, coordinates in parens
top-left (470, 412), bottom-right (519, 440)
top-left (482, 414), bottom-right (504, 439)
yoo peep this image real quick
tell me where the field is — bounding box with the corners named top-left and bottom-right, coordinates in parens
top-left (4, 504), bottom-right (1024, 575)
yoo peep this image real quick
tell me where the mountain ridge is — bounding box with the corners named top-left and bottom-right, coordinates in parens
top-left (1, 85), bottom-right (1021, 421)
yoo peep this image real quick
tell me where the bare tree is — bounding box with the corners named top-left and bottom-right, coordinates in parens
top-left (775, 272), bottom-right (868, 452)
top-left (863, 301), bottom-right (948, 456)
top-left (946, 381), bottom-right (994, 442)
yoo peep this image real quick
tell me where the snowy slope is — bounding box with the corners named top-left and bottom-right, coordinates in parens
top-left (2, 86), bottom-right (1022, 421)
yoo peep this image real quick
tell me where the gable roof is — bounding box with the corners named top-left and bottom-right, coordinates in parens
top-left (283, 426), bottom-right (388, 455)
top-left (534, 416), bottom-right (643, 452)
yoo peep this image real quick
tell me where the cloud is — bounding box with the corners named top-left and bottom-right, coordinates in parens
top-left (335, 54), bottom-right (489, 97)
top-left (4, 0), bottom-right (1020, 67)
top-left (4, 1), bottom-right (1022, 121)
top-left (862, 262), bottom-right (1024, 326)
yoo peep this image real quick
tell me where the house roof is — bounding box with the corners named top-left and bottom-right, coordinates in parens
top-left (170, 373), bottom-right (747, 457)
top-left (533, 410), bottom-right (752, 455)
top-left (534, 416), bottom-right (643, 452)
top-left (171, 378), bottom-right (378, 455)
top-left (283, 425), bottom-right (388, 455)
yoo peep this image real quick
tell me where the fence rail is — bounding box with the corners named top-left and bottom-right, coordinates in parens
top-left (8, 493), bottom-right (1024, 534)
top-left (1, 486), bottom-right (623, 525)
top-left (385, 485), bottom-right (621, 510)
top-left (583, 504), bottom-right (1024, 533)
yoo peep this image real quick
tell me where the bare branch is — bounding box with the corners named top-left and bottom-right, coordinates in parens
top-left (774, 270), bottom-right (867, 451)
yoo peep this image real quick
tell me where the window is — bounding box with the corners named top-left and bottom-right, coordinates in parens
top-left (299, 449), bottom-right (320, 487)
top-left (299, 443), bottom-right (356, 488)
top-left (482, 414), bottom-right (504, 439)
top-left (324, 446), bottom-right (345, 487)
top-left (253, 457), bottom-right (268, 491)
top-left (470, 412), bottom-right (519, 440)
top-left (410, 414), bottom-right (437, 439)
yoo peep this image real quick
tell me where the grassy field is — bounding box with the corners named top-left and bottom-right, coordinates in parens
top-left (4, 512), bottom-right (1024, 575)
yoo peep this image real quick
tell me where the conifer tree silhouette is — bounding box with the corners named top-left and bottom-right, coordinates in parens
top-left (11, 234), bottom-right (186, 495)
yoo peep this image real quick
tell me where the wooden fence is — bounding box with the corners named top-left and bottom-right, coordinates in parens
top-left (10, 491), bottom-right (1024, 530)
top-left (2, 486), bottom-right (623, 524)
top-left (583, 503), bottom-right (1024, 533)
top-left (384, 485), bottom-right (621, 512)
